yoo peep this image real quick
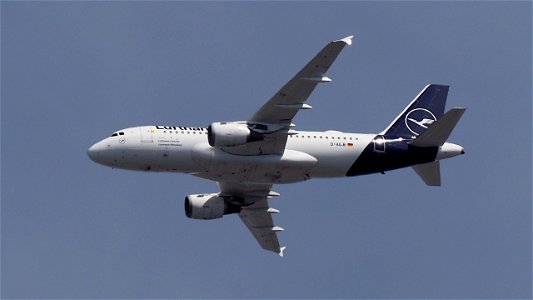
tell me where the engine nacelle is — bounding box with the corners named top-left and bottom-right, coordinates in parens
top-left (207, 121), bottom-right (263, 147)
top-left (184, 193), bottom-right (241, 220)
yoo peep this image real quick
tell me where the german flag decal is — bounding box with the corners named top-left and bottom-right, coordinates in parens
top-left (347, 143), bottom-right (353, 147)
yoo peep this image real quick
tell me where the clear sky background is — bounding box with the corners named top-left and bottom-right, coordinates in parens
top-left (1, 2), bottom-right (531, 299)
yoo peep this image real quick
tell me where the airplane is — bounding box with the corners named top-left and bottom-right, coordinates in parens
top-left (87, 35), bottom-right (465, 256)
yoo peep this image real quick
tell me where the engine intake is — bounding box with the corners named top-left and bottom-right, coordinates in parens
top-left (207, 122), bottom-right (263, 147)
top-left (184, 193), bottom-right (241, 220)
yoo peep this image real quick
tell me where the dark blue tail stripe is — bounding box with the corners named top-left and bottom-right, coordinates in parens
top-left (346, 138), bottom-right (438, 177)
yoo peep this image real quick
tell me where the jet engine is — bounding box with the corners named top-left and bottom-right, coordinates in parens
top-left (207, 122), bottom-right (263, 147)
top-left (184, 193), bottom-right (241, 220)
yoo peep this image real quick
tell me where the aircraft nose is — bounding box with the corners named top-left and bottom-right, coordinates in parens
top-left (87, 141), bottom-right (107, 164)
top-left (87, 143), bottom-right (99, 162)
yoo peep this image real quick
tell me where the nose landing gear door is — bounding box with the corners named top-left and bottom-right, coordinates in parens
top-left (140, 126), bottom-right (154, 143)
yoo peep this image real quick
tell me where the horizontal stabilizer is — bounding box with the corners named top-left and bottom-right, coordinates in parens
top-left (412, 161), bottom-right (441, 186)
top-left (410, 108), bottom-right (466, 147)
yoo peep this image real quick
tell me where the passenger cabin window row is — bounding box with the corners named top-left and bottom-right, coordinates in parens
top-left (289, 135), bottom-right (356, 140)
top-left (110, 129), bottom-right (355, 141)
top-left (157, 129), bottom-right (353, 141)
top-left (161, 131), bottom-right (207, 134)
top-left (156, 130), bottom-right (354, 141)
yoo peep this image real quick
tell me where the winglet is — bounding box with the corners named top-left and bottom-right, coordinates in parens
top-left (336, 35), bottom-right (354, 45)
top-left (278, 246), bottom-right (287, 257)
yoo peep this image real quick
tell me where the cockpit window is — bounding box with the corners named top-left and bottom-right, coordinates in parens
top-left (111, 132), bottom-right (125, 137)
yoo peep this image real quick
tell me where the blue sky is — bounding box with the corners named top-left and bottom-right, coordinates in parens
top-left (1, 2), bottom-right (531, 298)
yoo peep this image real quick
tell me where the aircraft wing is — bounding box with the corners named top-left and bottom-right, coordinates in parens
top-left (250, 35), bottom-right (353, 124)
top-left (218, 182), bottom-right (286, 256)
top-left (222, 35), bottom-right (353, 156)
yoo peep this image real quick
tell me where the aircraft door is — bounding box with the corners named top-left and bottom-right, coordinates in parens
top-left (373, 135), bottom-right (386, 153)
top-left (140, 126), bottom-right (154, 143)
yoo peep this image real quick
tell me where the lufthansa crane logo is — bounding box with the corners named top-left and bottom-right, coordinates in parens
top-left (404, 108), bottom-right (437, 136)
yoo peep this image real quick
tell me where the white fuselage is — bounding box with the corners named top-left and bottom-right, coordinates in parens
top-left (88, 125), bottom-right (464, 185)
top-left (88, 126), bottom-right (376, 184)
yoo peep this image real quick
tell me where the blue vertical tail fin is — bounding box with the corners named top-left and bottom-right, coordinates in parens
top-left (381, 84), bottom-right (449, 138)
